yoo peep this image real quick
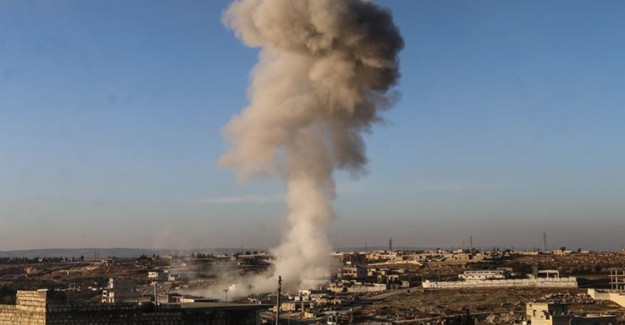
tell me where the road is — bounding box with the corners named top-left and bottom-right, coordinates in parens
top-left (366, 288), bottom-right (413, 300)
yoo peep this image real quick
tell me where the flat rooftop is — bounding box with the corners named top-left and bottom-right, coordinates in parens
top-left (178, 302), bottom-right (272, 310)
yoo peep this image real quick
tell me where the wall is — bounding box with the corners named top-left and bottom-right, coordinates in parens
top-left (0, 305), bottom-right (19, 324)
top-left (0, 290), bottom-right (48, 324)
top-left (422, 277), bottom-right (577, 289)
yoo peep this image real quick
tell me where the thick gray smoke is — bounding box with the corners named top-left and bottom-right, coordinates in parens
top-left (220, 0), bottom-right (403, 292)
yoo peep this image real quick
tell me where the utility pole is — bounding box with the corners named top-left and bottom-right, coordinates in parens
top-left (300, 294), bottom-right (304, 318)
top-left (153, 282), bottom-right (158, 305)
top-left (276, 276), bottom-right (282, 325)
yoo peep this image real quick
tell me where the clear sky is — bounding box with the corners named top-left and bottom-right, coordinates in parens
top-left (1, 0), bottom-right (624, 251)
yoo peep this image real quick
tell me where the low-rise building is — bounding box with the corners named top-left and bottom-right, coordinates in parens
top-left (526, 302), bottom-right (616, 325)
top-left (337, 265), bottom-right (367, 281)
top-left (459, 270), bottom-right (506, 280)
top-left (101, 277), bottom-right (139, 303)
top-left (147, 270), bottom-right (168, 281)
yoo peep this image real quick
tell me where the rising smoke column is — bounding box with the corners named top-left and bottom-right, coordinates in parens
top-left (220, 0), bottom-right (403, 290)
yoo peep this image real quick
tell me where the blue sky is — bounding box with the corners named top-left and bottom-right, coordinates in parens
top-left (1, 0), bottom-right (624, 251)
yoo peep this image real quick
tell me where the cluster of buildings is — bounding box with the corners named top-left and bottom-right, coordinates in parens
top-left (0, 289), bottom-right (268, 325)
top-left (1, 249), bottom-right (624, 324)
top-left (346, 249), bottom-right (487, 266)
top-left (332, 252), bottom-right (418, 293)
top-left (101, 268), bottom-right (209, 305)
top-left (423, 268), bottom-right (578, 289)
top-left (333, 247), bottom-right (590, 268)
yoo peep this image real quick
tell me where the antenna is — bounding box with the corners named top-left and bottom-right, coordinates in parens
top-left (470, 236), bottom-right (473, 253)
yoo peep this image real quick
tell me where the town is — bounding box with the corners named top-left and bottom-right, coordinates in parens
top-left (1, 246), bottom-right (624, 324)
top-left (4, 0), bottom-right (625, 324)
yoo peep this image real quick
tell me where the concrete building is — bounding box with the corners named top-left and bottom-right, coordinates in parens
top-left (0, 289), bottom-right (269, 325)
top-left (101, 277), bottom-right (139, 303)
top-left (328, 282), bottom-right (386, 293)
top-left (609, 268), bottom-right (625, 292)
top-left (423, 277), bottom-right (577, 289)
top-left (587, 268), bottom-right (625, 308)
top-left (535, 270), bottom-right (560, 279)
top-left (525, 302), bottom-right (616, 325)
top-left (526, 302), bottom-right (568, 325)
top-left (337, 265), bottom-right (367, 281)
top-left (147, 270), bottom-right (169, 281)
top-left (280, 300), bottom-right (311, 312)
top-left (459, 270), bottom-right (506, 280)
top-left (333, 253), bottom-right (367, 266)
top-left (588, 289), bottom-right (625, 308)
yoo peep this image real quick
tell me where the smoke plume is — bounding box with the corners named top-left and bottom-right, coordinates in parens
top-left (220, 0), bottom-right (403, 291)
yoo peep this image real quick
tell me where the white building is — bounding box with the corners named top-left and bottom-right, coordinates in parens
top-left (101, 277), bottom-right (139, 303)
top-left (147, 270), bottom-right (169, 281)
top-left (459, 270), bottom-right (506, 280)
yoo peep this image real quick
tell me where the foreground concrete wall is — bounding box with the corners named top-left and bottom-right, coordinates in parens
top-left (0, 290), bottom-right (48, 325)
top-left (422, 277), bottom-right (577, 289)
top-left (0, 305), bottom-right (20, 324)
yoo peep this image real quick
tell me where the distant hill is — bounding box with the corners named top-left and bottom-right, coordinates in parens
top-left (0, 245), bottom-right (508, 259)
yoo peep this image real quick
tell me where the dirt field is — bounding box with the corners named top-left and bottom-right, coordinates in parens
top-left (355, 287), bottom-right (625, 324)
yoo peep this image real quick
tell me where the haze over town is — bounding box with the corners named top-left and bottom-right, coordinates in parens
top-left (2, 0), bottom-right (625, 252)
